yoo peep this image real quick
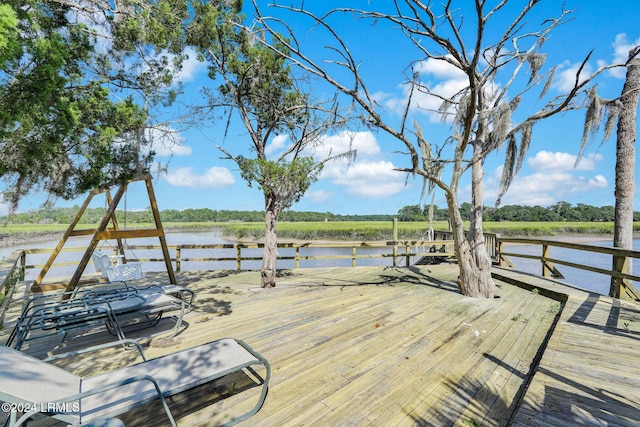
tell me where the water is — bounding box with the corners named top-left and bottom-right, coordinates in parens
top-left (0, 228), bottom-right (397, 282)
top-left (1, 230), bottom-right (634, 295)
top-left (501, 239), bottom-right (640, 295)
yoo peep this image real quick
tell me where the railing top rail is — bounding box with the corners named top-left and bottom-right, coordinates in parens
top-left (22, 240), bottom-right (454, 254)
top-left (498, 237), bottom-right (640, 258)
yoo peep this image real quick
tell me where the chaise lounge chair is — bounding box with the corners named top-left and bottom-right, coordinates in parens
top-left (0, 337), bottom-right (270, 426)
top-left (6, 287), bottom-right (187, 351)
top-left (72, 282), bottom-right (196, 308)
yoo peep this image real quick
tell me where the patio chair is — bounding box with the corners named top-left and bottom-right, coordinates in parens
top-left (0, 337), bottom-right (270, 427)
top-left (92, 251), bottom-right (144, 282)
top-left (6, 287), bottom-right (187, 351)
top-left (72, 282), bottom-right (195, 308)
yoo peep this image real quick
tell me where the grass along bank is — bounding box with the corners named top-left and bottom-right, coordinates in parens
top-left (0, 221), bottom-right (636, 245)
top-left (220, 220), bottom-right (634, 241)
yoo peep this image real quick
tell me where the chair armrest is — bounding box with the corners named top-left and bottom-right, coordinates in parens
top-left (43, 339), bottom-right (147, 362)
top-left (11, 373), bottom-right (176, 427)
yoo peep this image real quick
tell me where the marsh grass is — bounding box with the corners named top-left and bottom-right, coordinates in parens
top-left (0, 220), bottom-right (632, 241)
top-left (220, 220), bottom-right (627, 241)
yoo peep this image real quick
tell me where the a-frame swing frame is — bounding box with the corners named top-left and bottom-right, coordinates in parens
top-left (32, 175), bottom-right (177, 293)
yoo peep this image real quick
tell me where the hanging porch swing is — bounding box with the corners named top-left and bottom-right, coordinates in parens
top-left (31, 175), bottom-right (177, 293)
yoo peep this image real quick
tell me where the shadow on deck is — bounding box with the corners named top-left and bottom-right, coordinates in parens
top-left (1, 265), bottom-right (636, 425)
top-left (494, 268), bottom-right (640, 427)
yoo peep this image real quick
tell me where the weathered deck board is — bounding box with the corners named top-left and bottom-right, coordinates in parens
top-left (0, 265), bottom-right (557, 426)
top-left (3, 264), bottom-right (639, 426)
top-left (493, 268), bottom-right (640, 427)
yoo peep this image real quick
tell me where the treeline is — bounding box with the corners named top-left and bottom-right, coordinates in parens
top-left (397, 201), bottom-right (640, 222)
top-left (0, 207), bottom-right (395, 224)
top-left (2, 201), bottom-right (637, 225)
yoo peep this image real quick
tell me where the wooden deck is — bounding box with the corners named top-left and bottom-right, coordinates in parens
top-left (494, 268), bottom-right (640, 427)
top-left (1, 264), bottom-right (638, 426)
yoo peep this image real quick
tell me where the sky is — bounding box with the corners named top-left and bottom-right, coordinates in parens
top-left (7, 0), bottom-right (640, 216)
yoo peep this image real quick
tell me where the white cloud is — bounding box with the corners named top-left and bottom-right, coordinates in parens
top-left (381, 57), bottom-right (479, 121)
top-left (311, 131), bottom-right (381, 159)
top-left (322, 160), bottom-right (406, 198)
top-left (179, 47), bottom-right (208, 82)
top-left (164, 166), bottom-right (235, 188)
top-left (265, 134), bottom-right (289, 157)
top-left (527, 151), bottom-right (603, 173)
top-left (484, 150), bottom-right (608, 206)
top-left (415, 57), bottom-right (467, 80)
top-left (302, 130), bottom-right (406, 199)
top-left (608, 33), bottom-right (640, 78)
top-left (146, 126), bottom-right (192, 157)
top-left (555, 60), bottom-right (594, 92)
top-left (304, 189), bottom-right (333, 203)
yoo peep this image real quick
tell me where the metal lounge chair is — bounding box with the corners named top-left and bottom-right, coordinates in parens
top-left (0, 338), bottom-right (270, 426)
top-left (7, 287), bottom-right (187, 351)
top-left (72, 282), bottom-right (196, 308)
top-left (92, 251), bottom-right (144, 282)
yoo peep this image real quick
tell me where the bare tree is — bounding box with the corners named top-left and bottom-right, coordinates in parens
top-left (254, 1), bottom-right (623, 298)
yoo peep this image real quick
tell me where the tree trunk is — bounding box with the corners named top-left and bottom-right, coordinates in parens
top-left (262, 199), bottom-right (278, 288)
top-left (610, 49), bottom-right (640, 297)
top-left (463, 141), bottom-right (495, 298)
top-left (446, 151), bottom-right (495, 299)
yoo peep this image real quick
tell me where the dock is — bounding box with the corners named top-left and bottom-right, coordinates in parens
top-left (494, 268), bottom-right (640, 426)
top-left (1, 264), bottom-right (639, 426)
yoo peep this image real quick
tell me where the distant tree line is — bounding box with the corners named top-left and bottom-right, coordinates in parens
top-left (397, 201), bottom-right (640, 222)
top-left (1, 200), bottom-right (637, 225)
top-left (0, 206), bottom-right (396, 225)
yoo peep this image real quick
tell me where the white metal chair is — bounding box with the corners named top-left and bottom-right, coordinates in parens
top-left (92, 251), bottom-right (144, 282)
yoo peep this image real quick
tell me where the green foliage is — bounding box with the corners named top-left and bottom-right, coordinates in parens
top-left (238, 157), bottom-right (322, 213)
top-left (1, 202), bottom-right (636, 232)
top-left (403, 201), bottom-right (626, 223)
top-left (0, 4), bottom-right (19, 65)
top-left (0, 0), bottom-right (191, 213)
top-left (0, 1), bottom-right (151, 212)
top-left (220, 221), bottom-right (444, 241)
top-left (186, 0), bottom-right (337, 235)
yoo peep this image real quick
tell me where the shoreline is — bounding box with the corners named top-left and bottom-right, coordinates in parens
top-left (0, 229), bottom-right (625, 249)
top-left (0, 231), bottom-right (65, 248)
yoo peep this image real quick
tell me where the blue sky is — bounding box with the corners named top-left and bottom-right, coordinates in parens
top-left (7, 1), bottom-right (640, 216)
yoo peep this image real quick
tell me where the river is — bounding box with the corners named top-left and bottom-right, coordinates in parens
top-left (0, 229), bottom-right (636, 296)
top-left (0, 229), bottom-right (399, 281)
top-left (501, 238), bottom-right (640, 295)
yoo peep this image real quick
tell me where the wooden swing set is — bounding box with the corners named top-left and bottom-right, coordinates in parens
top-left (32, 175), bottom-right (176, 293)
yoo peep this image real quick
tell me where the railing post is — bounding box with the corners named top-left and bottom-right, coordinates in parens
top-left (352, 247), bottom-right (357, 268)
top-left (541, 244), bottom-right (551, 277)
top-left (176, 247), bottom-right (181, 272)
top-left (405, 244), bottom-right (411, 266)
top-left (295, 247), bottom-right (300, 269)
top-left (393, 218), bottom-right (398, 267)
top-left (610, 254), bottom-right (630, 299)
top-left (539, 244), bottom-right (564, 278)
top-left (495, 238), bottom-right (515, 268)
top-left (236, 246), bottom-right (242, 270)
top-left (19, 251), bottom-right (26, 280)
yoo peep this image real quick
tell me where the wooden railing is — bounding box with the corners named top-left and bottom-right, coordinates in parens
top-left (0, 251), bottom-right (25, 327)
top-left (495, 237), bottom-right (640, 301)
top-left (390, 230), bottom-right (640, 302)
top-left (6, 239), bottom-right (454, 281)
top-left (3, 232), bottom-right (639, 306)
